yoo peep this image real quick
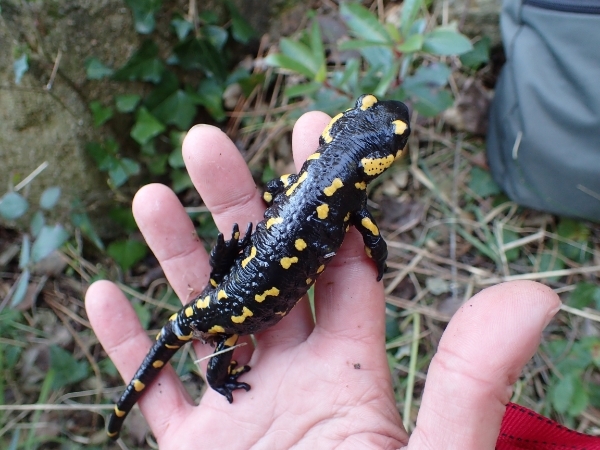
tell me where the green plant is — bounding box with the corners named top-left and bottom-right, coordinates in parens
top-left (265, 2), bottom-right (477, 117)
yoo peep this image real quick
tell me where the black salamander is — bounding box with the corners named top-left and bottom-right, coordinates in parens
top-left (107, 94), bottom-right (411, 439)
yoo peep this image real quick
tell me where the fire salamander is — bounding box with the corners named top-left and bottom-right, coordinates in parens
top-left (107, 94), bottom-right (411, 439)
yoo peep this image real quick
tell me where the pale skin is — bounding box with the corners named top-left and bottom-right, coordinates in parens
top-left (86, 111), bottom-right (561, 450)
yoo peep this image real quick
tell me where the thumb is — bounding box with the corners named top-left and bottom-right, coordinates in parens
top-left (405, 281), bottom-right (561, 450)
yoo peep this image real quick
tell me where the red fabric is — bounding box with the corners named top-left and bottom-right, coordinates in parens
top-left (497, 403), bottom-right (600, 449)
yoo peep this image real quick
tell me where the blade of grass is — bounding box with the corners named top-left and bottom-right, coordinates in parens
top-left (25, 369), bottom-right (55, 450)
top-left (403, 312), bottom-right (421, 432)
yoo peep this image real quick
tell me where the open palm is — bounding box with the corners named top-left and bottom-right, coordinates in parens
top-left (86, 111), bottom-right (560, 449)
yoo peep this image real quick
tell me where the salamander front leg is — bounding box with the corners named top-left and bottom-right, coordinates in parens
top-left (263, 173), bottom-right (298, 205)
top-left (208, 223), bottom-right (253, 287)
top-left (206, 334), bottom-right (251, 403)
top-left (351, 208), bottom-right (388, 281)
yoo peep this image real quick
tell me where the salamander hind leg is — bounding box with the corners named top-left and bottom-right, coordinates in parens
top-left (263, 173), bottom-right (298, 205)
top-left (208, 222), bottom-right (253, 287)
top-left (206, 334), bottom-right (251, 403)
top-left (351, 208), bottom-right (388, 281)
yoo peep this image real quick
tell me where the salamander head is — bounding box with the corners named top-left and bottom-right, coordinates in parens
top-left (320, 95), bottom-right (411, 182)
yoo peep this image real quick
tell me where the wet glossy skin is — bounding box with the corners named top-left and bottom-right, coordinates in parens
top-left (107, 94), bottom-right (411, 439)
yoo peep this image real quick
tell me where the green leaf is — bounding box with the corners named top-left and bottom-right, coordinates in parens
top-left (31, 225), bottom-right (69, 262)
top-left (400, 0), bottom-right (423, 37)
top-left (284, 82), bottom-right (322, 99)
top-left (124, 0), bottom-right (162, 34)
top-left (115, 94), bottom-right (141, 113)
top-left (423, 28), bottom-right (473, 56)
top-left (195, 78), bottom-right (226, 122)
top-left (460, 36), bottom-right (491, 69)
top-left (89, 100), bottom-right (114, 127)
top-left (19, 235), bottom-right (30, 269)
top-left (204, 25), bottom-right (229, 51)
top-left (469, 166), bottom-right (501, 197)
top-left (557, 218), bottom-right (592, 263)
top-left (0, 192), bottom-right (29, 220)
top-left (109, 157), bottom-right (141, 187)
top-left (130, 107), bottom-right (166, 145)
top-left (84, 57), bottom-right (114, 80)
top-left (49, 345), bottom-right (89, 390)
top-left (397, 33), bottom-right (424, 53)
top-left (172, 38), bottom-right (227, 80)
top-left (538, 250), bottom-right (565, 282)
top-left (30, 211), bottom-right (44, 237)
top-left (109, 207), bottom-right (138, 232)
top-left (168, 147), bottom-right (185, 169)
top-left (107, 239), bottom-right (148, 271)
top-left (404, 63), bottom-right (451, 88)
top-left (144, 71), bottom-right (179, 109)
top-left (171, 169), bottom-right (193, 193)
top-left (39, 187), bottom-right (61, 210)
top-left (551, 373), bottom-right (576, 414)
top-left (71, 212), bottom-right (104, 250)
top-left (569, 379), bottom-right (589, 416)
top-left (13, 54), bottom-right (28, 84)
top-left (569, 282), bottom-right (599, 309)
top-left (113, 40), bottom-right (164, 83)
top-left (264, 53), bottom-right (315, 79)
top-left (410, 87), bottom-right (453, 117)
top-left (280, 38), bottom-right (322, 78)
top-left (10, 269), bottom-right (30, 307)
top-left (502, 229), bottom-right (521, 262)
top-left (225, 0), bottom-right (256, 43)
top-left (146, 153), bottom-right (169, 175)
top-left (152, 90), bottom-right (197, 130)
top-left (171, 16), bottom-right (193, 41)
top-left (340, 3), bottom-right (392, 43)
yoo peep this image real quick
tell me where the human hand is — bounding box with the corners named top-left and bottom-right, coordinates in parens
top-left (86, 112), bottom-right (560, 449)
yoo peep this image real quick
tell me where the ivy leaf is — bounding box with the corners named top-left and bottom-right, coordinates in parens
top-left (152, 90), bottom-right (197, 130)
top-left (171, 16), bottom-right (193, 41)
top-left (115, 94), bottom-right (141, 113)
top-left (469, 166), bottom-right (501, 197)
top-left (171, 169), bottom-right (193, 193)
top-left (30, 211), bottom-right (45, 237)
top-left (172, 38), bottom-right (226, 81)
top-left (89, 101), bottom-right (114, 127)
top-left (225, 0), bottom-right (256, 44)
top-left (195, 78), bottom-right (226, 122)
top-left (130, 107), bottom-right (166, 145)
top-left (84, 57), bottom-right (113, 80)
top-left (204, 25), bottom-right (229, 51)
top-left (109, 158), bottom-right (141, 187)
top-left (39, 187), bottom-right (61, 210)
top-left (124, 0), bottom-right (163, 34)
top-left (0, 192), bottom-right (29, 220)
top-left (569, 282), bottom-right (599, 309)
top-left (49, 345), bottom-right (89, 390)
top-left (113, 40), bottom-right (164, 83)
top-left (423, 27), bottom-right (473, 56)
top-left (31, 225), bottom-right (69, 262)
top-left (107, 239), bottom-right (148, 271)
top-left (13, 54), bottom-right (28, 84)
top-left (19, 235), bottom-right (30, 269)
top-left (10, 269), bottom-right (30, 307)
top-left (460, 36), bottom-right (491, 69)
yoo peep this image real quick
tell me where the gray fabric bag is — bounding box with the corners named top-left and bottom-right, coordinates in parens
top-left (487, 0), bottom-right (600, 221)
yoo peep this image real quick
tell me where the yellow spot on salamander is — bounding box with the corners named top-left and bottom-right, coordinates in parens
top-left (208, 325), bottom-right (225, 333)
top-left (242, 246), bottom-right (257, 268)
top-left (360, 95), bottom-right (378, 110)
top-left (344, 212), bottom-right (351, 222)
top-left (177, 332), bottom-right (193, 341)
top-left (324, 178), bottom-right (344, 196)
top-left (133, 380), bottom-right (145, 392)
top-left (266, 217), bottom-right (283, 229)
top-left (255, 287), bottom-right (280, 302)
top-left (107, 431), bottom-right (119, 438)
top-left (295, 239), bottom-right (307, 251)
top-left (280, 256), bottom-right (299, 269)
top-left (393, 119), bottom-right (408, 135)
top-left (263, 191), bottom-right (273, 203)
top-left (169, 313), bottom-right (177, 321)
top-left (152, 360), bottom-right (164, 368)
top-left (306, 277), bottom-right (313, 284)
top-left (321, 112), bottom-right (344, 144)
top-left (196, 296), bottom-right (210, 309)
top-left (234, 231), bottom-right (240, 240)
top-left (317, 264), bottom-right (325, 273)
top-left (316, 204), bottom-right (329, 219)
top-left (285, 172), bottom-right (308, 196)
top-left (306, 152), bottom-right (321, 161)
top-left (217, 290), bottom-right (228, 301)
top-left (365, 246), bottom-right (373, 258)
top-left (361, 154), bottom-right (394, 176)
top-left (275, 311), bottom-right (287, 316)
top-left (165, 343), bottom-right (180, 349)
top-left (114, 406), bottom-right (126, 417)
top-left (185, 306), bottom-right (193, 317)
top-left (355, 181), bottom-right (366, 190)
top-left (280, 174), bottom-right (291, 186)
top-left (224, 335), bottom-right (238, 347)
top-left (156, 333), bottom-right (161, 340)
top-left (231, 306), bottom-right (254, 324)
top-left (210, 278), bottom-right (218, 287)
top-left (361, 217), bottom-right (379, 236)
